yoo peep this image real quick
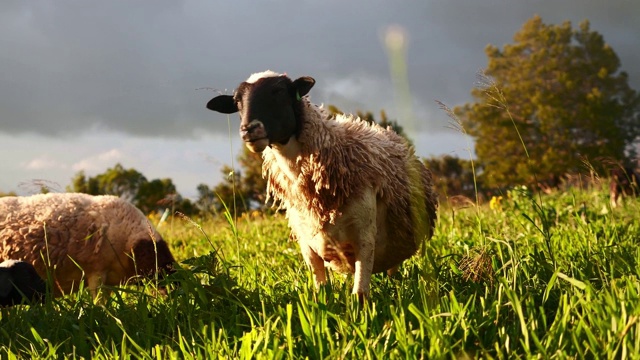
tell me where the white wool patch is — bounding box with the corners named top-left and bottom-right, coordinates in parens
top-left (246, 70), bottom-right (282, 83)
top-left (0, 260), bottom-right (20, 268)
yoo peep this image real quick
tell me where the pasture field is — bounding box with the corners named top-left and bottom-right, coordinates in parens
top-left (1, 184), bottom-right (640, 359)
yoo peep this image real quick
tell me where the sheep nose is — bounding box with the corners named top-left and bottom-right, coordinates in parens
top-left (239, 120), bottom-right (265, 139)
top-left (240, 121), bottom-right (261, 133)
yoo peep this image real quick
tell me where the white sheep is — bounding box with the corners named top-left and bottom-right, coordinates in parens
top-left (0, 259), bottom-right (47, 307)
top-left (0, 193), bottom-right (176, 298)
top-left (206, 70), bottom-right (438, 298)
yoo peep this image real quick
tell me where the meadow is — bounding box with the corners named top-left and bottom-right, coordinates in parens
top-left (1, 181), bottom-right (640, 359)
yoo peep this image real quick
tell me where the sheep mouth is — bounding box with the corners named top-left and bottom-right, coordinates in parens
top-left (244, 137), bottom-right (270, 153)
top-left (246, 137), bottom-right (267, 144)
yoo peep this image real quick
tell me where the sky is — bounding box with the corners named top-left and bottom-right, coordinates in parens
top-left (1, 0), bottom-right (638, 199)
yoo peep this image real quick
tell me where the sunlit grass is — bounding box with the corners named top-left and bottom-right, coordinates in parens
top-left (1, 185), bottom-right (639, 358)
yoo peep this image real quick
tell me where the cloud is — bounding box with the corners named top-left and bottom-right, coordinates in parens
top-left (22, 155), bottom-right (67, 171)
top-left (0, 0), bottom-right (637, 141)
top-left (318, 73), bottom-right (392, 113)
top-left (71, 149), bottom-right (124, 173)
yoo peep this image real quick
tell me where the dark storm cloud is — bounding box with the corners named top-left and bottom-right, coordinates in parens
top-left (0, 0), bottom-right (638, 138)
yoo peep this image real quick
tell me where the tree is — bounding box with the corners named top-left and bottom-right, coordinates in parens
top-left (68, 170), bottom-right (101, 195)
top-left (212, 164), bottom-right (252, 215)
top-left (458, 15), bottom-right (640, 189)
top-left (195, 183), bottom-right (217, 216)
top-left (137, 178), bottom-right (177, 214)
top-left (96, 164), bottom-right (147, 201)
top-left (423, 155), bottom-right (481, 202)
top-left (67, 163), bottom-right (182, 214)
top-left (207, 150), bottom-right (267, 216)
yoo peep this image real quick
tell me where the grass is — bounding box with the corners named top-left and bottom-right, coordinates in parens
top-left (1, 183), bottom-right (640, 359)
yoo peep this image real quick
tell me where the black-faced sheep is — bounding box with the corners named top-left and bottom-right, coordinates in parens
top-left (0, 193), bottom-right (176, 298)
top-left (610, 166), bottom-right (639, 207)
top-left (206, 70), bottom-right (438, 298)
top-left (0, 260), bottom-right (47, 307)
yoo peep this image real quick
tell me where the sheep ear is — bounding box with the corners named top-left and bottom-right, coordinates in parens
top-left (292, 76), bottom-right (315, 99)
top-left (206, 95), bottom-right (238, 114)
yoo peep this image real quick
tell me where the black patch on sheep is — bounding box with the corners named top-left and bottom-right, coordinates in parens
top-left (130, 239), bottom-right (177, 279)
top-left (207, 74), bottom-right (315, 149)
top-left (0, 260), bottom-right (47, 307)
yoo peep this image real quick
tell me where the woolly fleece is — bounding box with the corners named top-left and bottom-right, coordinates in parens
top-left (262, 89), bottom-right (438, 275)
top-left (0, 193), bottom-right (175, 297)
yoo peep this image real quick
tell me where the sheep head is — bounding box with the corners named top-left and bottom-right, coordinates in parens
top-left (206, 71), bottom-right (315, 153)
top-left (0, 260), bottom-right (47, 307)
top-left (130, 238), bottom-right (176, 278)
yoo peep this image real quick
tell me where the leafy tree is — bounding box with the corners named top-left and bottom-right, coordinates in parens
top-left (67, 163), bottom-right (183, 215)
top-left (195, 183), bottom-right (217, 216)
top-left (458, 15), bottom-right (640, 189)
top-left (423, 155), bottom-right (481, 202)
top-left (212, 165), bottom-right (251, 215)
top-left (208, 159), bottom-right (263, 217)
top-left (238, 145), bottom-right (268, 206)
top-left (137, 178), bottom-right (177, 214)
top-left (69, 170), bottom-right (100, 195)
top-left (95, 164), bottom-right (146, 201)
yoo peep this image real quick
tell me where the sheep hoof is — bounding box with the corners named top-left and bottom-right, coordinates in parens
top-left (354, 291), bottom-right (369, 304)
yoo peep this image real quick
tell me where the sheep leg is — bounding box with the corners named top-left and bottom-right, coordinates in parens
top-left (300, 244), bottom-right (326, 287)
top-left (351, 189), bottom-right (377, 299)
top-left (86, 273), bottom-right (108, 302)
top-left (353, 240), bottom-right (375, 299)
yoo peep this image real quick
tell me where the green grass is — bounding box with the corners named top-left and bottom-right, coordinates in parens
top-left (2, 185), bottom-right (640, 359)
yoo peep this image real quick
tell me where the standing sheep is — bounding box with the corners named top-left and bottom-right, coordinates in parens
top-left (0, 193), bottom-right (176, 298)
top-left (0, 260), bottom-right (47, 307)
top-left (206, 70), bottom-right (438, 298)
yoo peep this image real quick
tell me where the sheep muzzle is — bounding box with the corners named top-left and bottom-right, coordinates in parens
top-left (240, 120), bottom-right (269, 152)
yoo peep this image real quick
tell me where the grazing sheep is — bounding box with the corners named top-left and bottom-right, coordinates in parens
top-left (206, 70), bottom-right (438, 297)
top-left (0, 260), bottom-right (47, 307)
top-left (0, 193), bottom-right (176, 298)
top-left (610, 166), bottom-right (639, 207)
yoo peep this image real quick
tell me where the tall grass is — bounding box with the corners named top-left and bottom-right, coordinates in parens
top-left (1, 187), bottom-right (639, 358)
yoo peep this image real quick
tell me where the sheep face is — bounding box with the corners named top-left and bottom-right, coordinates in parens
top-left (0, 260), bottom-right (47, 307)
top-left (129, 237), bottom-right (176, 278)
top-left (206, 72), bottom-right (315, 153)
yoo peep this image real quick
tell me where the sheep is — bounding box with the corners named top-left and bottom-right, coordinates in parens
top-left (206, 70), bottom-right (438, 298)
top-left (0, 259), bottom-right (47, 307)
top-left (610, 166), bottom-right (639, 207)
top-left (0, 193), bottom-right (176, 299)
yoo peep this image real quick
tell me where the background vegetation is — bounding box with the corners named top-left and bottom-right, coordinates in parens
top-left (2, 182), bottom-right (640, 358)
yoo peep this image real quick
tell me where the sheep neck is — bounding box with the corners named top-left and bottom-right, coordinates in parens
top-left (269, 136), bottom-right (302, 182)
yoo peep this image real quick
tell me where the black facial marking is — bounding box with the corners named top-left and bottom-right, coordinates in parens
top-left (206, 73), bottom-right (316, 149)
